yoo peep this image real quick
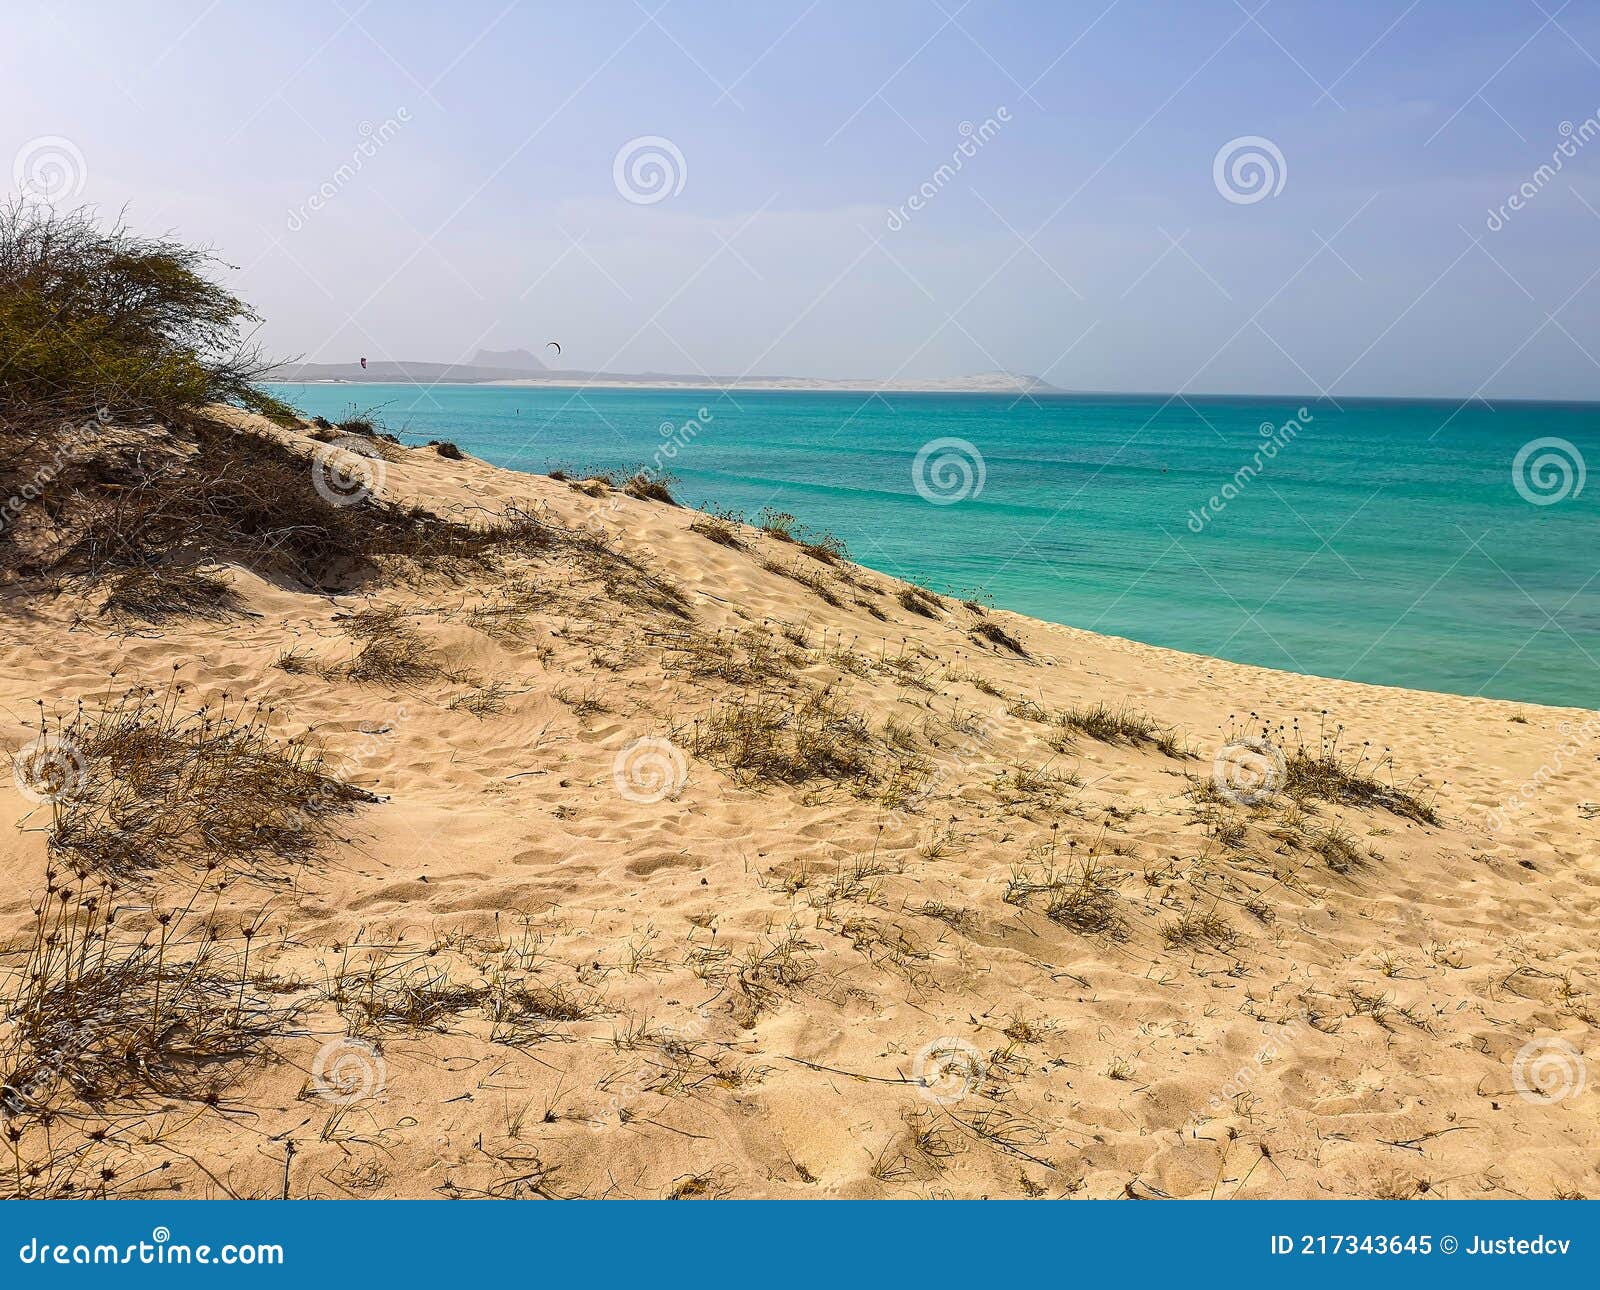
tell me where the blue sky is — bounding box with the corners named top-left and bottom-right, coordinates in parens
top-left (7, 1), bottom-right (1600, 397)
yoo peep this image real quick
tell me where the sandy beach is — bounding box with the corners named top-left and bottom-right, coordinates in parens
top-left (3, 411), bottom-right (1594, 1200)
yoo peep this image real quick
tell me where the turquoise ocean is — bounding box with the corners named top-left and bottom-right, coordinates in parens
top-left (269, 384), bottom-right (1599, 709)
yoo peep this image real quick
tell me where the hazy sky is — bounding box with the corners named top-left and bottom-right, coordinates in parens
top-left (7, 1), bottom-right (1600, 398)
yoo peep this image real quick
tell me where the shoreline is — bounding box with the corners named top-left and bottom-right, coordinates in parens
top-left (269, 379), bottom-right (1600, 408)
top-left (280, 376), bottom-right (1059, 393)
top-left (282, 418), bottom-right (1591, 713)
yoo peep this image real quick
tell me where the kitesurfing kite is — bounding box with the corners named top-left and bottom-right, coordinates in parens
top-left (360, 356), bottom-right (367, 370)
top-left (546, 341), bottom-right (561, 358)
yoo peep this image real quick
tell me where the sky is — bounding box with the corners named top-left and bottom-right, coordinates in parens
top-left (6, 0), bottom-right (1600, 399)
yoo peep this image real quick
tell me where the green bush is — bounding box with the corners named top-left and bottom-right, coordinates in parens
top-left (0, 201), bottom-right (292, 436)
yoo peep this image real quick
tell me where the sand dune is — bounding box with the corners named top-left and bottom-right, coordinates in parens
top-left (1, 413), bottom-right (1594, 1200)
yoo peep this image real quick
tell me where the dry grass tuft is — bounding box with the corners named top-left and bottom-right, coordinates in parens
top-left (689, 508), bottom-right (744, 548)
top-left (897, 585), bottom-right (943, 618)
top-left (761, 558), bottom-right (841, 607)
top-left (623, 473), bottom-right (677, 505)
top-left (1055, 702), bottom-right (1185, 756)
top-left (98, 565), bottom-right (244, 624)
top-left (0, 871), bottom-right (294, 1195)
top-left (970, 619), bottom-right (1026, 655)
top-left (1006, 860), bottom-right (1126, 937)
top-left (1310, 822), bottom-right (1367, 873)
top-left (662, 627), bottom-right (796, 688)
top-left (1161, 909), bottom-right (1237, 950)
top-left (338, 605), bottom-right (443, 686)
top-left (1285, 744), bottom-right (1438, 824)
top-left (28, 681), bottom-right (374, 882)
top-left (689, 690), bottom-right (880, 789)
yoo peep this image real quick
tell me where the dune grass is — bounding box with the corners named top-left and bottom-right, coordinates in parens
top-left (29, 680), bottom-right (374, 883)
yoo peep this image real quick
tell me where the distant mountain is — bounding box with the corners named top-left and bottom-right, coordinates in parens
top-left (472, 347), bottom-right (547, 372)
top-left (264, 359), bottom-right (543, 384)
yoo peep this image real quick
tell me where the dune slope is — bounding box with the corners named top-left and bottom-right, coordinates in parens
top-left (1, 413), bottom-right (1595, 1200)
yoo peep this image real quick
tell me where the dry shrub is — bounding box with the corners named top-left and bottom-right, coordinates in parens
top-left (0, 202), bottom-right (289, 436)
top-left (689, 509), bottom-right (744, 548)
top-left (97, 565), bottom-right (243, 623)
top-left (898, 586), bottom-right (942, 618)
top-left (970, 619), bottom-right (1026, 655)
top-left (623, 473), bottom-right (677, 504)
top-left (1285, 745), bottom-right (1438, 824)
top-left (0, 873), bottom-right (293, 1195)
top-left (31, 683), bottom-right (374, 882)
top-left (1006, 860), bottom-right (1126, 937)
top-left (689, 689), bottom-right (879, 788)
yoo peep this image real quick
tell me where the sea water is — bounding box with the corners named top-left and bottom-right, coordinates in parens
top-left (269, 384), bottom-right (1599, 708)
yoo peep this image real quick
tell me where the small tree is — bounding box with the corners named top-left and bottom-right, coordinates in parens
top-left (0, 201), bottom-right (293, 443)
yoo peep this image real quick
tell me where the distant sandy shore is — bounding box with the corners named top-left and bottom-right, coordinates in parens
top-left (286, 375), bottom-right (1056, 394)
